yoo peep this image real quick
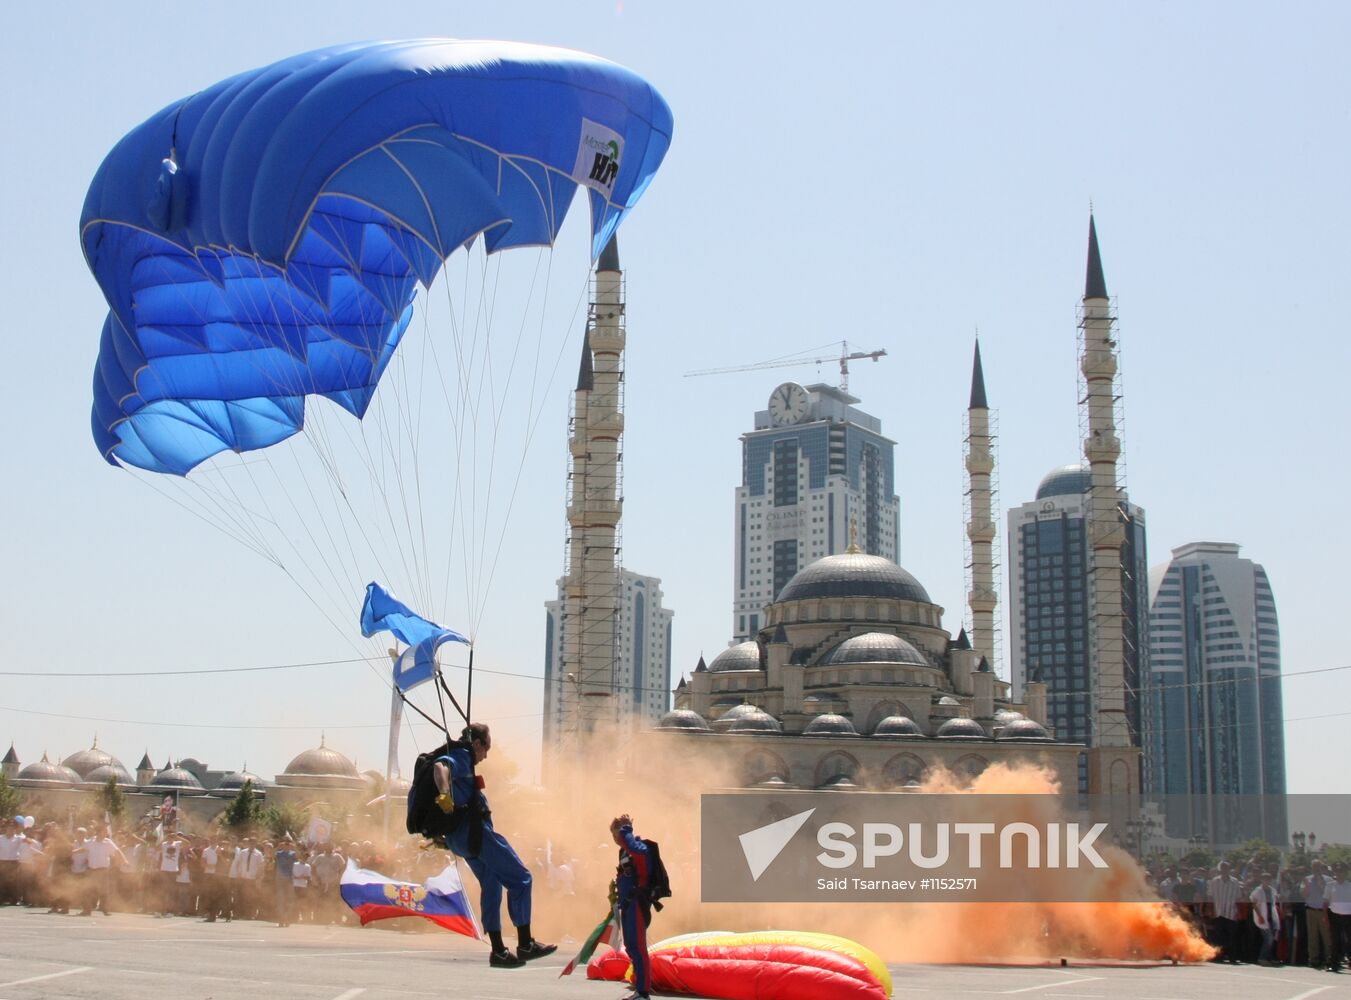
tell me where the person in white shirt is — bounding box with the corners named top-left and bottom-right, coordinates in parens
top-left (1250, 871), bottom-right (1281, 966)
top-left (1328, 865), bottom-right (1351, 973)
top-left (292, 852), bottom-right (312, 923)
top-left (1303, 861), bottom-right (1334, 970)
top-left (159, 837), bottom-right (182, 917)
top-left (1209, 862), bottom-right (1244, 964)
top-left (0, 818), bottom-right (21, 905)
top-left (229, 837), bottom-right (263, 920)
top-left (16, 832), bottom-right (43, 907)
top-left (80, 825), bottom-right (126, 916)
top-left (200, 838), bottom-right (221, 922)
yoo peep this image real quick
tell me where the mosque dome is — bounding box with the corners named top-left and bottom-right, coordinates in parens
top-left (993, 709), bottom-right (1025, 725)
top-left (386, 776), bottom-right (412, 798)
top-left (16, 753), bottom-right (81, 787)
top-left (802, 714), bottom-right (858, 736)
top-left (996, 718), bottom-right (1052, 741)
top-left (709, 642), bottom-right (761, 673)
top-left (937, 695), bottom-right (959, 706)
top-left (823, 632), bottom-right (927, 666)
top-left (61, 741), bottom-right (126, 780)
top-left (149, 766), bottom-right (206, 793)
top-left (81, 763), bottom-right (135, 788)
top-left (214, 770), bottom-right (268, 795)
top-left (1036, 463), bottom-right (1090, 500)
top-left (278, 738), bottom-right (363, 789)
top-left (935, 718), bottom-right (987, 739)
top-left (656, 709), bottom-right (711, 732)
top-left (718, 703), bottom-right (763, 723)
top-left (727, 710), bottom-right (782, 734)
top-left (872, 716), bottom-right (925, 738)
top-left (777, 553), bottom-right (931, 605)
top-left (283, 739), bottom-right (360, 779)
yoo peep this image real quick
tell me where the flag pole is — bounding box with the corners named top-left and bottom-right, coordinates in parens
top-left (384, 646), bottom-right (401, 843)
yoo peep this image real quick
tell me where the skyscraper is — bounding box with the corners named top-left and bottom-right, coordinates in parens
top-left (733, 383), bottom-right (899, 642)
top-left (1144, 542), bottom-right (1286, 846)
top-left (1007, 465), bottom-right (1149, 792)
top-left (544, 568), bottom-right (674, 743)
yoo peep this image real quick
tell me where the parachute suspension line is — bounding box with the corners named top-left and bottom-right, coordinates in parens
top-left (474, 263), bottom-right (594, 634)
top-left (122, 466), bottom-right (278, 564)
top-left (466, 645), bottom-right (475, 724)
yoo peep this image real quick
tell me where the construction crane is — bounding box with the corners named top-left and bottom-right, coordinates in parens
top-left (684, 340), bottom-right (886, 392)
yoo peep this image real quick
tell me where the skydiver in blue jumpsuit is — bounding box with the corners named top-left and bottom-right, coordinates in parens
top-left (432, 722), bottom-right (556, 968)
top-left (611, 813), bottom-right (653, 1000)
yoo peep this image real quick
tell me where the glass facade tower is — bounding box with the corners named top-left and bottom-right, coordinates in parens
top-left (544, 569), bottom-right (674, 743)
top-left (1007, 464), bottom-right (1149, 793)
top-left (733, 383), bottom-right (900, 643)
top-left (1144, 542), bottom-right (1286, 846)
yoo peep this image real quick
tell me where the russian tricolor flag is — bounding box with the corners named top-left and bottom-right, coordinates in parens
top-left (340, 858), bottom-right (481, 939)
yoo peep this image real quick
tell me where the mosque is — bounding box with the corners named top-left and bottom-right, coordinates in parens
top-left (625, 220), bottom-right (1137, 799)
top-left (1, 737), bottom-right (402, 828)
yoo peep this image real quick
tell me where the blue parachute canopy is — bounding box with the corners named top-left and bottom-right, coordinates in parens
top-left (84, 40), bottom-right (673, 475)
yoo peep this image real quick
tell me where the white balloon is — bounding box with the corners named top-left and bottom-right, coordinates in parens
top-left (23, 816), bottom-right (35, 829)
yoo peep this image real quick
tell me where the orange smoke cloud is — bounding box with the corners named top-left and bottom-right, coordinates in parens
top-left (471, 721), bottom-right (1214, 965)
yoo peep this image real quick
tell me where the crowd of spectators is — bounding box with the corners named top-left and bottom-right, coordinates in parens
top-left (0, 814), bottom-right (454, 927)
top-left (1149, 856), bottom-right (1351, 971)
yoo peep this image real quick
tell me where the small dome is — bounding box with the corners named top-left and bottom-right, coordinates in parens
top-left (16, 753), bottom-right (81, 787)
top-left (824, 632), bottom-right (927, 666)
top-left (385, 776), bottom-right (412, 797)
top-left (997, 718), bottom-right (1052, 741)
top-left (656, 709), bottom-right (711, 732)
top-left (993, 709), bottom-right (1025, 724)
top-left (82, 763), bottom-right (134, 787)
top-left (803, 714), bottom-right (858, 736)
top-left (719, 703), bottom-right (763, 722)
top-left (937, 696), bottom-right (959, 706)
top-left (283, 741), bottom-right (360, 779)
top-left (822, 775), bottom-right (859, 790)
top-left (61, 742), bottom-right (125, 780)
top-left (777, 553), bottom-right (932, 605)
top-left (177, 757), bottom-right (205, 771)
top-left (936, 717), bottom-right (987, 739)
top-left (1036, 463), bottom-right (1090, 500)
top-left (803, 692), bottom-right (841, 705)
top-left (150, 766), bottom-right (205, 791)
top-left (872, 716), bottom-right (925, 738)
top-left (709, 642), bottom-right (761, 673)
top-left (727, 711), bottom-right (782, 733)
top-left (215, 770), bottom-right (268, 793)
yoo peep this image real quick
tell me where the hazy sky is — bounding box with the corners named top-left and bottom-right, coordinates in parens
top-left (1, 2), bottom-right (1347, 798)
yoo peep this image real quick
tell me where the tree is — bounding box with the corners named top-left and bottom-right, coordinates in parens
top-left (0, 773), bottom-right (21, 820)
top-left (94, 775), bottom-right (127, 828)
top-left (262, 801), bottom-right (309, 843)
top-left (1226, 837), bottom-right (1280, 874)
top-left (220, 780), bottom-right (263, 835)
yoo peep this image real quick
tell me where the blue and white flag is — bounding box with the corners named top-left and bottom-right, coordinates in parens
top-left (340, 858), bottom-right (481, 939)
top-left (360, 582), bottom-right (468, 692)
top-left (392, 631), bottom-right (469, 693)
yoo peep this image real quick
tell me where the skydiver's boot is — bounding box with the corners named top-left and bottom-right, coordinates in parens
top-left (515, 924), bottom-right (557, 961)
top-left (488, 930), bottom-right (524, 968)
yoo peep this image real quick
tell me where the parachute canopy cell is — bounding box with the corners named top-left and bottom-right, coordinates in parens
top-left (84, 40), bottom-right (673, 475)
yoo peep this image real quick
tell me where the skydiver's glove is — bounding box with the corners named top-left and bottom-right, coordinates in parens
top-left (436, 793), bottom-right (455, 814)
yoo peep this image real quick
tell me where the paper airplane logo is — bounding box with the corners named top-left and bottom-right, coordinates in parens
top-left (738, 808), bottom-right (815, 882)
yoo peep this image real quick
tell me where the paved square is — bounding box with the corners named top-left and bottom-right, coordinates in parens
top-left (0, 909), bottom-right (1344, 1000)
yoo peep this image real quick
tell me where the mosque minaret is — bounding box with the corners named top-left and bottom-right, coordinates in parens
top-left (1079, 216), bottom-right (1142, 808)
top-left (561, 238), bottom-right (625, 738)
top-left (965, 340), bottom-right (997, 667)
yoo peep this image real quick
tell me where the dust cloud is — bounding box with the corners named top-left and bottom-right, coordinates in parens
top-left (470, 725), bottom-right (1214, 965)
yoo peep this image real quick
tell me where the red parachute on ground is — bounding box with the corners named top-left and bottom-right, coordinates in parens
top-left (588, 930), bottom-right (893, 1000)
